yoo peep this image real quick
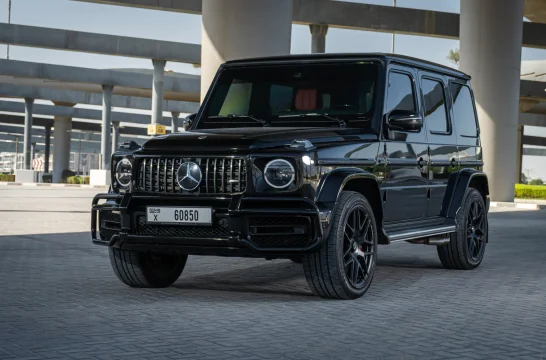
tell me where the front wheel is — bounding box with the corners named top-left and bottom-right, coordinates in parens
top-left (303, 191), bottom-right (378, 300)
top-left (109, 248), bottom-right (187, 288)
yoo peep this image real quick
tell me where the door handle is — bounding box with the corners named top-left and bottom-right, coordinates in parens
top-left (450, 158), bottom-right (458, 168)
top-left (417, 157), bottom-right (426, 167)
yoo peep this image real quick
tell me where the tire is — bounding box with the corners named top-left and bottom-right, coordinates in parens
top-left (109, 248), bottom-right (188, 288)
top-left (437, 187), bottom-right (488, 270)
top-left (303, 191), bottom-right (378, 300)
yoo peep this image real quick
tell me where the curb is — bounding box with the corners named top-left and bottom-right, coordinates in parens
top-left (490, 202), bottom-right (543, 210)
top-left (0, 182), bottom-right (108, 189)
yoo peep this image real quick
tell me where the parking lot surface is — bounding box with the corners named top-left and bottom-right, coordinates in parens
top-left (1, 187), bottom-right (545, 360)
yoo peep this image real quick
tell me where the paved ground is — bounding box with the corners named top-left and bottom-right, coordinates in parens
top-left (1, 187), bottom-right (545, 360)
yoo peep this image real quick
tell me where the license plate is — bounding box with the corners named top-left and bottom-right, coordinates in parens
top-left (146, 206), bottom-right (212, 225)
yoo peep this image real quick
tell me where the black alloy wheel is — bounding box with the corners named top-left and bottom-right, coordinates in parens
top-left (343, 205), bottom-right (375, 289)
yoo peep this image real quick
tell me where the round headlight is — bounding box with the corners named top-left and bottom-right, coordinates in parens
top-left (115, 158), bottom-right (132, 188)
top-left (264, 159), bottom-right (295, 189)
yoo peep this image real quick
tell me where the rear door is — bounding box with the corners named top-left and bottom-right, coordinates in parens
top-left (381, 66), bottom-right (429, 223)
top-left (418, 72), bottom-right (458, 217)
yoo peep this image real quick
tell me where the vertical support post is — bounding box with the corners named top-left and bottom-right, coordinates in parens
top-left (460, 0), bottom-right (524, 201)
top-left (101, 85), bottom-right (113, 170)
top-left (23, 98), bottom-right (34, 170)
top-left (14, 136), bottom-right (19, 170)
top-left (112, 121), bottom-right (120, 154)
top-left (30, 142), bottom-right (36, 169)
top-left (44, 125), bottom-right (51, 173)
top-left (171, 112), bottom-right (180, 133)
top-left (152, 59), bottom-right (166, 125)
top-left (309, 24), bottom-right (328, 54)
top-left (516, 125), bottom-right (524, 184)
top-left (392, 0), bottom-right (396, 53)
top-left (52, 116), bottom-right (72, 183)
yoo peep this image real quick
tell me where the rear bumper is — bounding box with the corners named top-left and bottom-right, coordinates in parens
top-left (91, 193), bottom-right (325, 258)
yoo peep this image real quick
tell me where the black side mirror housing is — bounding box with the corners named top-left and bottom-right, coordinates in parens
top-left (183, 113), bottom-right (197, 131)
top-left (387, 110), bottom-right (423, 132)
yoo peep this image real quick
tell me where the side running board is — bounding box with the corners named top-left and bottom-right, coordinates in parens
top-left (386, 225), bottom-right (456, 244)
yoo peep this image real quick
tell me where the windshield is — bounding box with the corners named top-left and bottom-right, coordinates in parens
top-left (196, 62), bottom-right (380, 130)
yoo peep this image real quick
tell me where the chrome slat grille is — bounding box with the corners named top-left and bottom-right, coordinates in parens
top-left (137, 157), bottom-right (247, 194)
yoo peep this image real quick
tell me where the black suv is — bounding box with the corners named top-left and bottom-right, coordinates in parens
top-left (92, 54), bottom-right (489, 300)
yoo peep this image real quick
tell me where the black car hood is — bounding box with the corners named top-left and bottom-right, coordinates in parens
top-left (140, 127), bottom-right (378, 153)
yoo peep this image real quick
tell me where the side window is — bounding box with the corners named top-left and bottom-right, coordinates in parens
top-left (218, 80), bottom-right (252, 115)
top-left (386, 72), bottom-right (416, 114)
top-left (421, 78), bottom-right (449, 133)
top-left (451, 83), bottom-right (478, 137)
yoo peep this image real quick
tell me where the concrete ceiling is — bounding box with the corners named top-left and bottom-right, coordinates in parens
top-left (525, 0), bottom-right (546, 23)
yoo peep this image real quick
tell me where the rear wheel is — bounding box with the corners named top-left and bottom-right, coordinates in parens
top-left (303, 191), bottom-right (377, 299)
top-left (109, 248), bottom-right (187, 288)
top-left (437, 187), bottom-right (487, 270)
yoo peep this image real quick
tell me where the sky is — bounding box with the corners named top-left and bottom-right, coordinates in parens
top-left (1, 0), bottom-right (546, 178)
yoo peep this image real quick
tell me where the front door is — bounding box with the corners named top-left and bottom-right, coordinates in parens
top-left (382, 67), bottom-right (429, 223)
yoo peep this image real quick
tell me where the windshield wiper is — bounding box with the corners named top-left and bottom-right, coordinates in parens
top-left (208, 114), bottom-right (269, 127)
top-left (278, 113), bottom-right (346, 127)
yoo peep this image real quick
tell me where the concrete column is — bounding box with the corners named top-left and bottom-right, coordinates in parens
top-left (201, 0), bottom-right (293, 100)
top-left (459, 0), bottom-right (524, 201)
top-left (30, 142), bottom-right (36, 169)
top-left (516, 125), bottom-right (524, 184)
top-left (23, 98), bottom-right (34, 170)
top-left (44, 125), bottom-right (51, 173)
top-left (152, 59), bottom-right (166, 124)
top-left (52, 116), bottom-right (72, 183)
top-left (171, 112), bottom-right (180, 133)
top-left (101, 85), bottom-right (113, 170)
top-left (309, 24), bottom-right (328, 54)
top-left (112, 121), bottom-right (120, 154)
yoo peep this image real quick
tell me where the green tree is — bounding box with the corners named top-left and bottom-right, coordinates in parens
top-left (447, 48), bottom-right (460, 68)
top-left (529, 178), bottom-right (544, 186)
top-left (521, 172), bottom-right (528, 184)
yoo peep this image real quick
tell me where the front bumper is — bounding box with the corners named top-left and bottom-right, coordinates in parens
top-left (91, 193), bottom-right (325, 258)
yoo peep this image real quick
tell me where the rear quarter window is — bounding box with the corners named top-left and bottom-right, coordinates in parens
top-left (450, 83), bottom-right (478, 138)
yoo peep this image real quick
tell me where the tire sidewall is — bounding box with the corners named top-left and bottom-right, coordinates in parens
top-left (458, 188), bottom-right (487, 268)
top-left (333, 193), bottom-right (378, 297)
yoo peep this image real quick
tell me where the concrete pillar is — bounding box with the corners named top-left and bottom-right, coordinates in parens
top-left (310, 24), bottom-right (328, 54)
top-left (23, 98), bottom-right (34, 170)
top-left (516, 125), bottom-right (524, 184)
top-left (459, 0), bottom-right (524, 201)
top-left (44, 125), bottom-right (51, 173)
top-left (30, 142), bottom-right (36, 169)
top-left (201, 0), bottom-right (293, 100)
top-left (171, 112), bottom-right (180, 133)
top-left (52, 116), bottom-right (72, 183)
top-left (101, 85), bottom-right (113, 170)
top-left (112, 121), bottom-right (120, 154)
top-left (152, 59), bottom-right (166, 124)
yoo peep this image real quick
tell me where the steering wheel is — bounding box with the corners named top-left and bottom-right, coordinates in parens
top-left (332, 104), bottom-right (359, 111)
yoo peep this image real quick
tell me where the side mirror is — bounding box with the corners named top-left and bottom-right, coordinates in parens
top-left (387, 110), bottom-right (423, 132)
top-left (183, 113), bottom-right (197, 131)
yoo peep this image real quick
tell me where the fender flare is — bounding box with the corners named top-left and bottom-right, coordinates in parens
top-left (441, 169), bottom-right (489, 219)
top-left (315, 167), bottom-right (380, 204)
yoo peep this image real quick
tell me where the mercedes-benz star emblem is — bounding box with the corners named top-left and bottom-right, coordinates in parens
top-left (176, 162), bottom-right (202, 191)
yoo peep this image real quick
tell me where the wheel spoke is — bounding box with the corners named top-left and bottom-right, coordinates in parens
top-left (352, 210), bottom-right (358, 237)
top-left (352, 259), bottom-right (360, 284)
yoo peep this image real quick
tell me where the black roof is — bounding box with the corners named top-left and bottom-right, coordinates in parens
top-left (224, 53), bottom-right (470, 80)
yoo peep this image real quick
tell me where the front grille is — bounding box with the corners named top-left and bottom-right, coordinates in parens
top-left (136, 216), bottom-right (230, 239)
top-left (247, 216), bottom-right (314, 249)
top-left (99, 211), bottom-right (121, 241)
top-left (136, 157), bottom-right (247, 194)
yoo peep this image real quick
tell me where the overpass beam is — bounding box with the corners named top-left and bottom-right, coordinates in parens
top-left (101, 85), bottom-right (113, 170)
top-left (44, 125), bottom-right (51, 173)
top-left (23, 98), bottom-right (34, 170)
top-left (152, 59), bottom-right (166, 125)
top-left (310, 24), bottom-right (328, 53)
top-left (460, 0), bottom-right (524, 201)
top-left (53, 117), bottom-right (72, 183)
top-left (200, 0), bottom-right (293, 100)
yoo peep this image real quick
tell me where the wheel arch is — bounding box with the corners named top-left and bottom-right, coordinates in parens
top-left (315, 168), bottom-right (384, 243)
top-left (442, 169), bottom-right (489, 219)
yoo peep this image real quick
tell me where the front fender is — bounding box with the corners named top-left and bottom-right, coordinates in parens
top-left (442, 169), bottom-right (489, 219)
top-left (315, 167), bottom-right (379, 204)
